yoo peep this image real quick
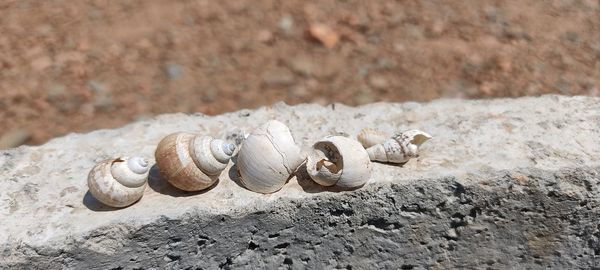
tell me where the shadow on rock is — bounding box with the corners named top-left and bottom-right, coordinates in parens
top-left (228, 163), bottom-right (248, 191)
top-left (82, 190), bottom-right (122, 212)
top-left (147, 164), bottom-right (218, 197)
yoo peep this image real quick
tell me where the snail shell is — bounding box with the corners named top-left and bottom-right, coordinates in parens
top-left (357, 128), bottom-right (388, 149)
top-left (155, 132), bottom-right (235, 191)
top-left (237, 120), bottom-right (303, 194)
top-left (366, 130), bottom-right (432, 163)
top-left (87, 156), bottom-right (149, 208)
top-left (306, 136), bottom-right (372, 188)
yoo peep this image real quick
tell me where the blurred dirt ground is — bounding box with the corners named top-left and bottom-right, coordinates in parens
top-left (1, 0), bottom-right (599, 146)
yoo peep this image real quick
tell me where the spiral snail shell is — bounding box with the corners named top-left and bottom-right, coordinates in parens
top-left (366, 129), bottom-right (432, 164)
top-left (237, 120), bottom-right (303, 194)
top-left (155, 132), bottom-right (235, 191)
top-left (306, 136), bottom-right (372, 188)
top-left (87, 156), bottom-right (149, 208)
top-left (357, 128), bottom-right (388, 149)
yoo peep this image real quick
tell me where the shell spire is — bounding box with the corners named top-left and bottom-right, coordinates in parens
top-left (88, 156), bottom-right (149, 208)
top-left (155, 133), bottom-right (235, 191)
top-left (366, 130), bottom-right (432, 164)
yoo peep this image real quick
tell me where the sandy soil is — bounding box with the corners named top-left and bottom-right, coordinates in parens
top-left (1, 0), bottom-right (598, 146)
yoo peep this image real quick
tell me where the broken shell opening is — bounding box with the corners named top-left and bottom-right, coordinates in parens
top-left (410, 133), bottom-right (431, 146)
top-left (397, 130), bottom-right (432, 147)
top-left (307, 141), bottom-right (344, 186)
top-left (400, 130), bottom-right (432, 158)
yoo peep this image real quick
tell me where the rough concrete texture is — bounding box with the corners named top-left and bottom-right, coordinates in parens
top-left (1, 95), bottom-right (599, 269)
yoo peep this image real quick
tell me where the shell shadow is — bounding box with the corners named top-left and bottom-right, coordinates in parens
top-left (294, 163), bottom-right (364, 193)
top-left (148, 164), bottom-right (218, 197)
top-left (228, 163), bottom-right (249, 190)
top-left (374, 161), bottom-right (409, 167)
top-left (82, 190), bottom-right (122, 212)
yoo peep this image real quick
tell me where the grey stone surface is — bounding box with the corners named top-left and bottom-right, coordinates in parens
top-left (1, 95), bottom-right (599, 269)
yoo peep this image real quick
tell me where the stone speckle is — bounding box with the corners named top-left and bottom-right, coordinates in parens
top-left (1, 95), bottom-right (599, 269)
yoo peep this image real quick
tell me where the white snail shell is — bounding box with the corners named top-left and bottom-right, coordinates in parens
top-left (237, 120), bottom-right (303, 194)
top-left (357, 128), bottom-right (389, 149)
top-left (87, 156), bottom-right (149, 208)
top-left (306, 136), bottom-right (372, 188)
top-left (155, 132), bottom-right (235, 191)
top-left (366, 130), bottom-right (432, 163)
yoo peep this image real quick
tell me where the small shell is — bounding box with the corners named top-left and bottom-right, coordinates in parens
top-left (357, 128), bottom-right (388, 149)
top-left (88, 156), bottom-right (149, 208)
top-left (366, 130), bottom-right (432, 163)
top-left (306, 136), bottom-right (372, 188)
top-left (155, 133), bottom-right (235, 191)
top-left (237, 120), bottom-right (303, 194)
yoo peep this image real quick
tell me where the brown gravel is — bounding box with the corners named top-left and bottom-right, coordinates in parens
top-left (1, 0), bottom-right (599, 146)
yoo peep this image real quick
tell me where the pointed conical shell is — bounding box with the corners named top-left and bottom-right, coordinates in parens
top-left (155, 133), bottom-right (234, 191)
top-left (366, 129), bottom-right (432, 163)
top-left (87, 157), bottom-right (149, 208)
top-left (307, 136), bottom-right (372, 188)
top-left (357, 128), bottom-right (388, 149)
top-left (237, 120), bottom-right (303, 194)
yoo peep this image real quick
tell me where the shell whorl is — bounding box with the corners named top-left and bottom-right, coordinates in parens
top-left (307, 136), bottom-right (372, 188)
top-left (210, 139), bottom-right (236, 163)
top-left (155, 133), bottom-right (232, 191)
top-left (366, 130), bottom-right (431, 163)
top-left (88, 157), bottom-right (148, 208)
top-left (190, 136), bottom-right (235, 176)
top-left (128, 156), bottom-right (149, 174)
top-left (110, 156), bottom-right (150, 188)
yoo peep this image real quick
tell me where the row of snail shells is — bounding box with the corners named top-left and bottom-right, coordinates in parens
top-left (359, 128), bottom-right (432, 164)
top-left (306, 136), bottom-right (372, 189)
top-left (155, 132), bottom-right (236, 191)
top-left (237, 120), bottom-right (304, 194)
top-left (87, 156), bottom-right (150, 208)
top-left (86, 125), bottom-right (430, 208)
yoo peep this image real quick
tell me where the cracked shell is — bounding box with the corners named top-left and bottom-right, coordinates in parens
top-left (366, 129), bottom-right (432, 163)
top-left (237, 120), bottom-right (303, 194)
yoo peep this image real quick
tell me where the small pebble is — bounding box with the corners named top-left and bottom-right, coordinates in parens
top-left (308, 23), bottom-right (340, 48)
